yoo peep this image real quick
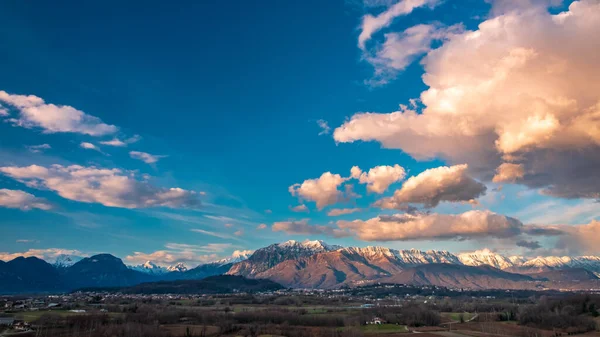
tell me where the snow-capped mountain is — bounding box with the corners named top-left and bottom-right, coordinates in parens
top-left (340, 247), bottom-right (461, 265)
top-left (458, 249), bottom-right (516, 270)
top-left (227, 240), bottom-right (342, 277)
top-left (212, 251), bottom-right (253, 266)
top-left (53, 254), bottom-right (84, 268)
top-left (517, 256), bottom-right (600, 274)
top-left (278, 240), bottom-right (342, 252)
top-left (130, 261), bottom-right (168, 274)
top-left (129, 261), bottom-right (189, 274)
top-left (166, 263), bottom-right (188, 272)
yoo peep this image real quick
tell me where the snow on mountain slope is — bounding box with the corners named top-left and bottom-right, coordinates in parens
top-left (53, 254), bottom-right (84, 268)
top-left (130, 261), bottom-right (168, 274)
top-left (166, 263), bottom-right (188, 272)
top-left (458, 249), bottom-right (516, 269)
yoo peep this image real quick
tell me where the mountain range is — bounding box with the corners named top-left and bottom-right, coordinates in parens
top-left (3, 240), bottom-right (600, 294)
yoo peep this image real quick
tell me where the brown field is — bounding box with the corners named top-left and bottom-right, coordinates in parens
top-left (160, 324), bottom-right (220, 336)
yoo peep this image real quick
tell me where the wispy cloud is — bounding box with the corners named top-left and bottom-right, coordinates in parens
top-left (26, 144), bottom-right (51, 153)
top-left (129, 151), bottom-right (167, 164)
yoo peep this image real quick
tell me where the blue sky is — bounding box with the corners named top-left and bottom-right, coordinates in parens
top-left (1, 0), bottom-right (598, 267)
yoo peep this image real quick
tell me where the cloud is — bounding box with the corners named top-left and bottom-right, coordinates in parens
top-left (492, 163), bottom-right (525, 183)
top-left (264, 209), bottom-right (272, 214)
top-left (358, 0), bottom-right (439, 49)
top-left (0, 105), bottom-right (8, 116)
top-left (290, 204), bottom-right (310, 213)
top-left (0, 248), bottom-right (86, 262)
top-left (16, 239), bottom-right (39, 244)
top-left (337, 210), bottom-right (524, 241)
top-left (272, 219), bottom-right (350, 237)
top-left (317, 119), bottom-right (331, 135)
top-left (327, 208), bottom-right (363, 216)
top-left (0, 164), bottom-right (200, 209)
top-left (125, 250), bottom-right (218, 267)
top-left (0, 189), bottom-right (52, 211)
top-left (129, 151), bottom-right (167, 164)
top-left (289, 172), bottom-right (349, 209)
top-left (26, 144), bottom-right (51, 153)
top-left (353, 164), bottom-right (406, 193)
top-left (375, 164), bottom-right (487, 209)
top-left (336, 1), bottom-right (600, 199)
top-left (232, 249), bottom-right (254, 257)
top-left (234, 230), bottom-right (244, 236)
top-left (516, 239), bottom-right (541, 250)
top-left (164, 242), bottom-right (232, 253)
top-left (544, 221), bottom-right (600, 255)
top-left (0, 90), bottom-right (117, 136)
top-left (100, 135), bottom-right (141, 147)
top-left (80, 142), bottom-right (101, 152)
top-left (364, 24), bottom-right (461, 85)
top-left (190, 228), bottom-right (240, 240)
top-left (257, 223), bottom-right (268, 230)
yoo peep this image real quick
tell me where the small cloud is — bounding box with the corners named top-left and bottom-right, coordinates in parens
top-left (0, 189), bottom-right (52, 211)
top-left (16, 239), bottom-right (39, 244)
top-left (80, 142), bottom-right (101, 152)
top-left (191, 228), bottom-right (241, 240)
top-left (257, 223), bottom-right (268, 230)
top-left (234, 230), bottom-right (244, 236)
top-left (327, 208), bottom-right (362, 216)
top-left (264, 209), bottom-right (272, 214)
top-left (100, 135), bottom-right (141, 147)
top-left (99, 138), bottom-right (126, 147)
top-left (129, 151), bottom-right (167, 164)
top-left (290, 204), bottom-right (310, 213)
top-left (26, 144), bottom-right (51, 153)
top-left (317, 119), bottom-right (331, 135)
top-left (516, 240), bottom-right (541, 250)
top-left (224, 223), bottom-right (234, 228)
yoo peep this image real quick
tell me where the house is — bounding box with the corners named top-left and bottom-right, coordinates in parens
top-left (13, 321), bottom-right (31, 331)
top-left (366, 317), bottom-right (386, 325)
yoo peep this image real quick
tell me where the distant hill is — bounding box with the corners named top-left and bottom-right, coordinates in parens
top-left (64, 254), bottom-right (156, 289)
top-left (380, 264), bottom-right (537, 290)
top-left (531, 268), bottom-right (599, 282)
top-left (118, 275), bottom-right (284, 294)
top-left (0, 257), bottom-right (64, 293)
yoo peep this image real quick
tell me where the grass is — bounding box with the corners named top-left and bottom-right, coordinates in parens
top-left (360, 324), bottom-right (409, 334)
top-left (443, 312), bottom-right (476, 322)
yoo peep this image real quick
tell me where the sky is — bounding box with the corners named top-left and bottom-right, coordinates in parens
top-left (0, 0), bottom-right (599, 268)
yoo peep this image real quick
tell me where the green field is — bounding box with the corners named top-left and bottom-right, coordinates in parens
top-left (442, 312), bottom-right (476, 322)
top-left (361, 324), bottom-right (409, 334)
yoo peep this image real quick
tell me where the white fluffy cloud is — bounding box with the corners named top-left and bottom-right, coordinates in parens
top-left (353, 164), bottom-right (406, 193)
top-left (0, 248), bottom-right (85, 262)
top-left (492, 163), bottom-right (525, 183)
top-left (129, 151), bottom-right (167, 164)
top-left (80, 142), bottom-right (101, 151)
top-left (289, 172), bottom-right (349, 209)
top-left (337, 210), bottom-right (523, 241)
top-left (375, 164), bottom-right (486, 209)
top-left (257, 223), bottom-right (268, 230)
top-left (0, 189), bottom-right (52, 211)
top-left (0, 164), bottom-right (200, 209)
top-left (0, 90), bottom-right (117, 136)
top-left (336, 0), bottom-right (600, 199)
top-left (358, 0), bottom-right (439, 49)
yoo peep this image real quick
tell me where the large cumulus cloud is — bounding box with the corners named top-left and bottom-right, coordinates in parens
top-left (336, 0), bottom-right (600, 199)
top-left (375, 164), bottom-right (487, 209)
